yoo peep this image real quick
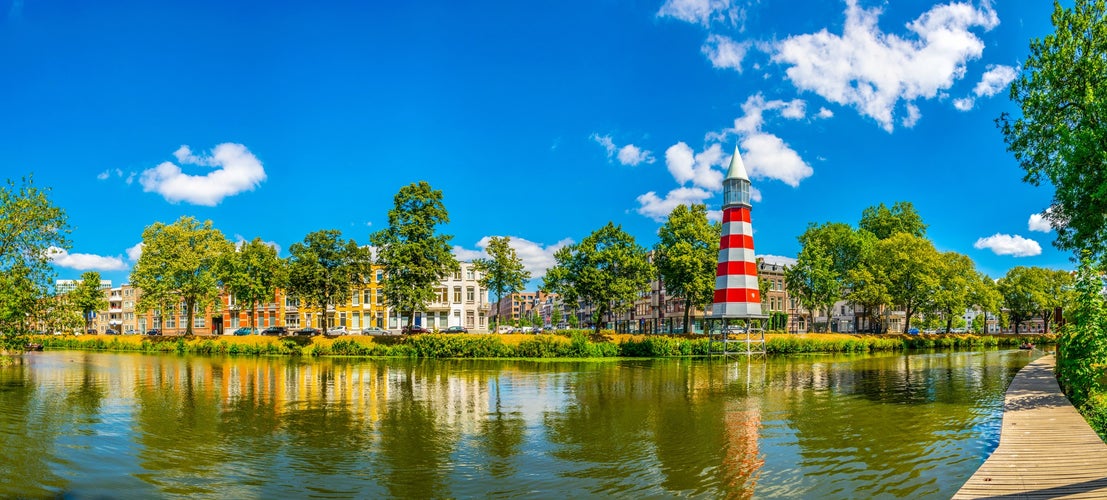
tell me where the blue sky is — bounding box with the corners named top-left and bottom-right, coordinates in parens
top-left (0, 0), bottom-right (1072, 289)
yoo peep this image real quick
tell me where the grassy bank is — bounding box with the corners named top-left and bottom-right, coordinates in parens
top-left (13, 331), bottom-right (1057, 359)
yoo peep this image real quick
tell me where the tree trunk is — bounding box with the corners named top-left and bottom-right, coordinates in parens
top-left (185, 297), bottom-right (195, 336)
top-left (683, 297), bottom-right (691, 334)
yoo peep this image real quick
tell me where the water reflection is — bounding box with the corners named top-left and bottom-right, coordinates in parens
top-left (0, 350), bottom-right (1033, 498)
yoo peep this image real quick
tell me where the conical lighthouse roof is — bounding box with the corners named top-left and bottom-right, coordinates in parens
top-left (726, 145), bottom-right (750, 181)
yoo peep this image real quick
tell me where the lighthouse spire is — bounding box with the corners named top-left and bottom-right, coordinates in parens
top-left (711, 145), bottom-right (762, 318)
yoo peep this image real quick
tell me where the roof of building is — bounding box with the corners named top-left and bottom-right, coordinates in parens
top-left (725, 145), bottom-right (750, 182)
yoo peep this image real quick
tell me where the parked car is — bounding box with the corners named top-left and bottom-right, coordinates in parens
top-left (260, 326), bottom-right (288, 336)
top-left (402, 325), bottom-right (428, 334)
top-left (295, 327), bottom-right (321, 336)
top-left (908, 328), bottom-right (920, 335)
top-left (232, 327), bottom-right (256, 336)
top-left (326, 326), bottom-right (349, 335)
top-left (105, 328), bottom-right (119, 335)
top-left (145, 329), bottom-right (161, 336)
top-left (444, 326), bottom-right (468, 334)
top-left (361, 327), bottom-right (393, 336)
top-left (86, 329), bottom-right (97, 335)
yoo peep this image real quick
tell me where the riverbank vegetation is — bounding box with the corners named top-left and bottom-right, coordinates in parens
top-left (13, 331), bottom-right (1055, 359)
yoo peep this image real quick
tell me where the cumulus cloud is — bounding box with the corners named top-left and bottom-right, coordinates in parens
top-left (139, 143), bottom-right (266, 206)
top-left (773, 0), bottom-right (999, 132)
top-left (636, 187), bottom-right (715, 222)
top-left (664, 142), bottom-right (726, 191)
top-left (953, 97), bottom-right (975, 111)
top-left (48, 247), bottom-right (128, 271)
top-left (974, 64), bottom-right (1018, 97)
top-left (125, 242), bottom-right (144, 262)
top-left (454, 236), bottom-right (574, 279)
top-left (973, 233), bottom-right (1042, 257)
top-left (816, 107), bottom-right (834, 119)
top-left (718, 94), bottom-right (814, 187)
top-left (1028, 208), bottom-right (1057, 233)
top-left (591, 133), bottom-right (655, 166)
top-left (702, 34), bottom-right (749, 71)
top-left (657, 0), bottom-right (744, 27)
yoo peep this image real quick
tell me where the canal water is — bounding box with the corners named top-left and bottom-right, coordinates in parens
top-left (0, 349), bottom-right (1037, 498)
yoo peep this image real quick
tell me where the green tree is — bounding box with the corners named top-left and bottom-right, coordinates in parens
top-left (0, 176), bottom-right (71, 333)
top-left (551, 306), bottom-right (563, 329)
top-left (871, 233), bottom-right (940, 333)
top-left (858, 201), bottom-right (927, 240)
top-left (997, 266), bottom-right (1046, 334)
top-left (654, 204), bottom-right (719, 334)
top-left (131, 217), bottom-right (233, 335)
top-left (542, 222), bottom-right (652, 334)
top-left (473, 236), bottom-right (530, 332)
top-left (1038, 268), bottom-right (1075, 333)
top-left (218, 238), bottom-right (286, 331)
top-left (286, 230), bottom-right (371, 333)
top-left (930, 252), bottom-right (978, 333)
top-left (1057, 254), bottom-right (1107, 407)
top-left (969, 272), bottom-right (1002, 333)
top-left (785, 240), bottom-right (839, 332)
top-left (71, 271), bottom-right (108, 333)
top-left (999, 0), bottom-right (1107, 256)
top-left (370, 181), bottom-right (459, 328)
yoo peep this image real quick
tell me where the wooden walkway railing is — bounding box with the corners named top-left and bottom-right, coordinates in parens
top-left (954, 354), bottom-right (1107, 499)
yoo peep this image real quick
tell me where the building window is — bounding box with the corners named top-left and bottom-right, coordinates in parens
top-left (466, 268), bottom-right (474, 280)
top-left (364, 289), bottom-right (371, 305)
top-left (466, 287), bottom-right (475, 303)
top-left (340, 312), bottom-right (347, 327)
top-left (376, 270), bottom-right (384, 283)
top-left (352, 291), bottom-right (360, 306)
top-left (195, 316), bottom-right (205, 328)
top-left (454, 287), bottom-right (462, 303)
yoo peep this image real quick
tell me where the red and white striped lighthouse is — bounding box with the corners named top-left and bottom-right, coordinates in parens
top-left (712, 146), bottom-right (762, 318)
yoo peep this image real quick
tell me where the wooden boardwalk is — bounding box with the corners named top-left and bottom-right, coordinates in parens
top-left (954, 355), bottom-right (1107, 499)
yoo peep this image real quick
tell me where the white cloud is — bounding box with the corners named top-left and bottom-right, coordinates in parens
top-left (592, 133), bottom-right (654, 166)
top-left (702, 34), bottom-right (749, 71)
top-left (974, 64), bottom-right (1018, 97)
top-left (658, 0), bottom-right (744, 27)
top-left (617, 144), bottom-right (656, 166)
top-left (902, 103), bottom-right (921, 128)
top-left (454, 236), bottom-right (573, 279)
top-left (125, 242), bottom-right (144, 262)
top-left (740, 132), bottom-right (813, 187)
top-left (636, 187), bottom-right (715, 222)
top-left (664, 142), bottom-right (725, 191)
top-left (758, 254), bottom-right (797, 267)
top-left (1028, 210), bottom-right (1053, 233)
top-left (48, 247), bottom-right (128, 271)
top-left (973, 233), bottom-right (1042, 257)
top-left (816, 107), bottom-right (834, 119)
top-left (953, 97), bottom-right (975, 111)
top-left (773, 0), bottom-right (998, 132)
top-left (97, 170), bottom-right (110, 180)
top-left (139, 143), bottom-right (266, 206)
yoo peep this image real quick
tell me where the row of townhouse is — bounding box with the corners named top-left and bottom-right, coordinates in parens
top-left (68, 262), bottom-right (492, 335)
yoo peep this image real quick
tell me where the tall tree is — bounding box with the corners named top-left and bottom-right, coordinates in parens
top-left (286, 230), bottom-right (371, 333)
top-left (0, 176), bottom-right (71, 333)
top-left (71, 271), bottom-right (108, 333)
top-left (873, 233), bottom-right (940, 333)
top-left (654, 204), bottom-right (719, 334)
top-left (858, 201), bottom-right (927, 240)
top-left (997, 266), bottom-right (1046, 334)
top-left (930, 252), bottom-right (978, 333)
top-left (370, 181), bottom-right (459, 328)
top-left (784, 241), bottom-right (838, 332)
top-left (542, 222), bottom-right (652, 334)
top-left (473, 236), bottom-right (530, 332)
top-left (131, 216), bottom-right (233, 335)
top-left (999, 0), bottom-right (1107, 256)
top-left (218, 238), bottom-right (287, 331)
top-left (1039, 268), bottom-right (1076, 333)
top-left (969, 272), bottom-right (1002, 334)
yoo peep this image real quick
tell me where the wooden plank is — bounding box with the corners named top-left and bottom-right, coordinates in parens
top-left (953, 355), bottom-right (1107, 499)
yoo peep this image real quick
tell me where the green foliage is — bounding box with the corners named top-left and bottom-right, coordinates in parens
top-left (286, 229), bottom-right (371, 333)
top-left (71, 271), bottom-right (108, 332)
top-left (370, 181), bottom-right (459, 326)
top-left (999, 0), bottom-right (1107, 256)
top-left (998, 266), bottom-right (1055, 333)
top-left (858, 201), bottom-right (927, 240)
top-left (654, 204), bottom-right (719, 333)
top-left (1057, 255), bottom-right (1107, 407)
top-left (542, 222), bottom-right (652, 333)
top-left (474, 236), bottom-right (530, 330)
top-left (0, 176), bottom-right (71, 334)
top-left (131, 216), bottom-right (234, 335)
top-left (218, 237), bottom-right (286, 330)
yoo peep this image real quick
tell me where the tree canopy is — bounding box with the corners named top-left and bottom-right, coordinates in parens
top-left (286, 230), bottom-right (371, 333)
top-left (218, 237), bottom-right (286, 330)
top-left (1000, 0), bottom-right (1107, 255)
top-left (131, 216), bottom-right (233, 335)
top-left (654, 204), bottom-right (719, 333)
top-left (0, 176), bottom-right (71, 333)
top-left (858, 201), bottom-right (927, 240)
top-left (71, 271), bottom-right (108, 332)
top-left (370, 181), bottom-right (459, 326)
top-left (542, 222), bottom-right (652, 333)
top-left (473, 236), bottom-right (530, 329)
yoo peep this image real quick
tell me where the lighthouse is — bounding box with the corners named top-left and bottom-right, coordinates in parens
top-left (712, 146), bottom-right (763, 318)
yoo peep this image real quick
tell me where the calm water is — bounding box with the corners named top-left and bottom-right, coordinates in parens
top-left (0, 349), bottom-right (1037, 499)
